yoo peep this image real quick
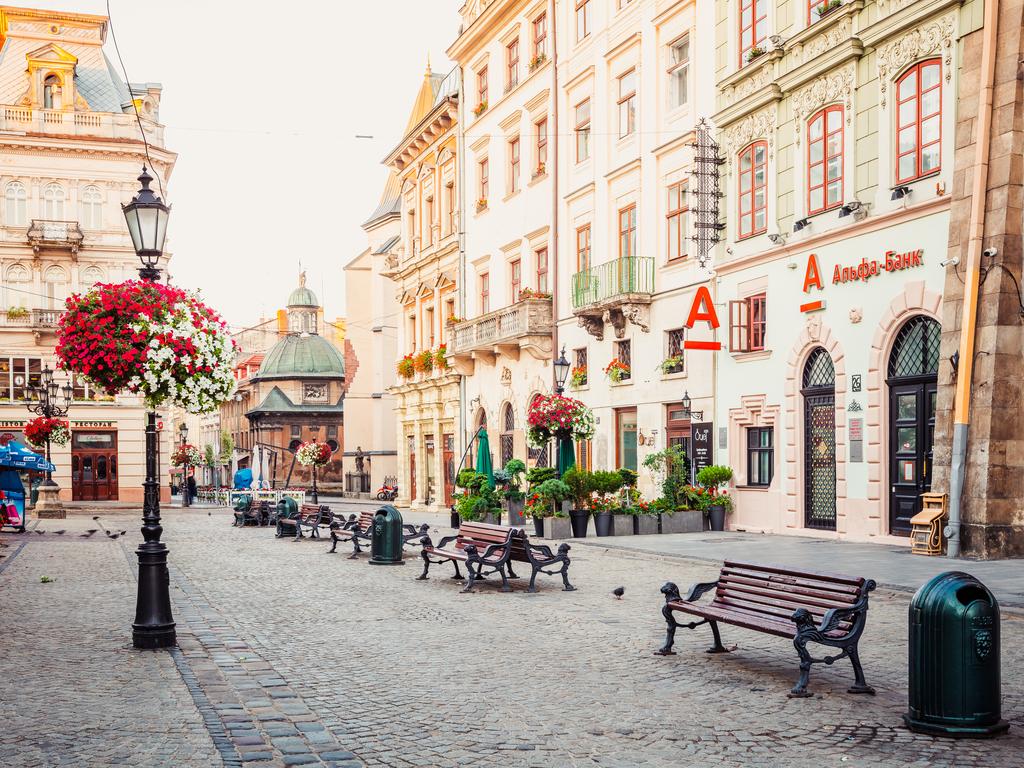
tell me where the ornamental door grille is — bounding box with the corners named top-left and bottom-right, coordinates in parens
top-left (802, 348), bottom-right (836, 530)
top-left (500, 404), bottom-right (515, 467)
top-left (887, 316), bottom-right (940, 536)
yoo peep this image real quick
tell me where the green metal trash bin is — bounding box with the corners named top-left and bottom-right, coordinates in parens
top-left (276, 496), bottom-right (297, 522)
top-left (370, 504), bottom-right (405, 566)
top-left (904, 571), bottom-right (1009, 737)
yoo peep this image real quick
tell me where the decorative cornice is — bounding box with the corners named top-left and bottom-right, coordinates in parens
top-left (790, 65), bottom-right (856, 144)
top-left (719, 104), bottom-right (778, 159)
top-left (877, 12), bottom-right (957, 107)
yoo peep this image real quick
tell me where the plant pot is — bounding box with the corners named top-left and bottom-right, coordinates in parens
top-left (593, 511), bottom-right (613, 537)
top-left (633, 515), bottom-right (659, 535)
top-left (708, 505), bottom-right (726, 532)
top-left (483, 512), bottom-right (501, 526)
top-left (450, 510), bottom-right (460, 529)
top-left (660, 510), bottom-right (703, 534)
top-left (506, 498), bottom-right (525, 526)
top-left (569, 509), bottom-right (591, 537)
top-left (532, 517), bottom-right (545, 537)
top-left (612, 514), bottom-right (633, 536)
top-left (544, 516), bottom-right (571, 539)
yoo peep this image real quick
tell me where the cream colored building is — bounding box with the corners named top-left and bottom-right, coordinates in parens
top-left (383, 65), bottom-right (461, 512)
top-left (552, 0), bottom-right (716, 499)
top-left (0, 6), bottom-right (176, 503)
top-left (447, 0), bottom-right (558, 473)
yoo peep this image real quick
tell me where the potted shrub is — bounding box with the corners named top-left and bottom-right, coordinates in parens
top-left (643, 445), bottom-right (702, 534)
top-left (536, 479), bottom-right (572, 539)
top-left (586, 470), bottom-right (623, 536)
top-left (696, 465), bottom-right (734, 531)
top-left (501, 458), bottom-right (526, 525)
top-left (526, 466), bottom-right (558, 535)
top-left (562, 467), bottom-right (594, 538)
top-left (632, 499), bottom-right (659, 535)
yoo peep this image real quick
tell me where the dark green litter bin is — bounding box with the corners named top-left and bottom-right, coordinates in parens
top-left (369, 505), bottom-right (404, 566)
top-left (904, 571), bottom-right (1009, 737)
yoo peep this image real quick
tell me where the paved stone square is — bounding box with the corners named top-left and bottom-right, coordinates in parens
top-left (1, 507), bottom-right (1022, 767)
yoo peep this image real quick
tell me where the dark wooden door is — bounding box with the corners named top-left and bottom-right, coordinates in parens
top-left (443, 433), bottom-right (454, 506)
top-left (888, 382), bottom-right (937, 535)
top-left (71, 431), bottom-right (118, 501)
top-left (408, 435), bottom-right (416, 502)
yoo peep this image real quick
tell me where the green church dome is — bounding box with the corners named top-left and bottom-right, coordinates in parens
top-left (257, 333), bottom-right (345, 379)
top-left (287, 286), bottom-right (319, 308)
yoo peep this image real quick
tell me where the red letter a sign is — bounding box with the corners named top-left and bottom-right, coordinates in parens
top-left (803, 253), bottom-right (824, 293)
top-left (683, 285), bottom-right (722, 350)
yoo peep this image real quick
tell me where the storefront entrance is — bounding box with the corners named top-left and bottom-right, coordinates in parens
top-left (71, 431), bottom-right (118, 501)
top-left (887, 316), bottom-right (940, 535)
top-left (443, 433), bottom-right (455, 506)
top-left (802, 348), bottom-right (836, 530)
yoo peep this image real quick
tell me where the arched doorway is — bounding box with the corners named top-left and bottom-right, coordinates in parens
top-left (887, 316), bottom-right (940, 535)
top-left (500, 403), bottom-right (515, 467)
top-left (802, 348), bottom-right (836, 530)
top-left (526, 394), bottom-right (549, 468)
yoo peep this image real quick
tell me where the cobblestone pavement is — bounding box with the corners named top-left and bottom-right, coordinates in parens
top-left (1, 508), bottom-right (1022, 767)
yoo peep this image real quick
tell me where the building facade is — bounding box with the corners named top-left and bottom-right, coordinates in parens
top-left (0, 6), bottom-right (176, 502)
top-left (383, 65), bottom-right (462, 512)
top-left (447, 0), bottom-right (559, 476)
top-left (708, 0), bottom-right (979, 541)
top-left (551, 0), bottom-right (716, 500)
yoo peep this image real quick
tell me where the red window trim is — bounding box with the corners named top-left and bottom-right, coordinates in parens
top-left (536, 247), bottom-right (549, 292)
top-left (739, 0), bottom-right (767, 66)
top-left (806, 105), bottom-right (844, 216)
top-left (576, 224), bottom-right (591, 272)
top-left (507, 39), bottom-right (519, 90)
top-left (728, 292), bottom-right (767, 353)
top-left (895, 58), bottom-right (942, 185)
top-left (618, 204), bottom-right (637, 259)
top-left (479, 272), bottom-right (490, 314)
top-left (510, 259), bottom-right (521, 303)
top-left (666, 181), bottom-right (688, 262)
top-left (737, 141), bottom-right (768, 240)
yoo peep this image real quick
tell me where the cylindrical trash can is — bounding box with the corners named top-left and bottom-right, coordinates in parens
top-left (904, 571), bottom-right (1009, 737)
top-left (370, 504), bottom-right (405, 566)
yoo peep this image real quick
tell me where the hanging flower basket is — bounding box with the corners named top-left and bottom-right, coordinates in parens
top-left (23, 417), bottom-right (70, 448)
top-left (526, 394), bottom-right (595, 447)
top-left (55, 281), bottom-right (236, 413)
top-left (171, 443), bottom-right (203, 467)
top-left (295, 441), bottom-right (332, 467)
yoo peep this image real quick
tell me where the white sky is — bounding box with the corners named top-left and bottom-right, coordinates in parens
top-left (27, 0), bottom-right (460, 328)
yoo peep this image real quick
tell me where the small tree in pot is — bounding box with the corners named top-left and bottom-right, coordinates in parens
top-left (588, 470), bottom-right (625, 536)
top-left (561, 467), bottom-right (595, 537)
top-left (696, 465), bottom-right (734, 531)
top-left (501, 459), bottom-right (527, 525)
top-left (525, 466), bottom-right (559, 536)
top-left (534, 478), bottom-right (572, 539)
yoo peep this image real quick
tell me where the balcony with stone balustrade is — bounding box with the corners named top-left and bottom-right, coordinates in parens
top-left (447, 297), bottom-right (553, 376)
top-left (0, 106), bottom-right (165, 146)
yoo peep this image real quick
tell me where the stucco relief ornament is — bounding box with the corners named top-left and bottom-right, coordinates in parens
top-left (724, 65), bottom-right (772, 108)
top-left (721, 105), bottom-right (778, 160)
top-left (805, 312), bottom-right (822, 339)
top-left (849, 307), bottom-right (863, 324)
top-left (792, 68), bottom-right (856, 145)
top-left (877, 14), bottom-right (957, 107)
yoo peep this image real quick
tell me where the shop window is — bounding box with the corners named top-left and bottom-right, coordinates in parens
top-left (737, 141), bottom-right (767, 239)
top-left (615, 408), bottom-right (638, 471)
top-left (729, 293), bottom-right (767, 352)
top-left (747, 427), bottom-right (773, 486)
top-left (896, 59), bottom-right (942, 184)
top-left (666, 181), bottom-right (688, 262)
top-left (807, 105), bottom-right (844, 215)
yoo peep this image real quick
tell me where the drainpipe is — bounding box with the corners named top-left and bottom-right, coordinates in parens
top-left (457, 70), bottom-right (468, 465)
top-left (948, 0), bottom-right (998, 558)
top-left (549, 0), bottom-right (560, 389)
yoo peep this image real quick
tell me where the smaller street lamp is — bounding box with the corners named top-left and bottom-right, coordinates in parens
top-left (26, 365), bottom-right (72, 517)
top-left (681, 390), bottom-right (704, 422)
top-left (553, 346), bottom-right (571, 395)
top-left (178, 422), bottom-right (190, 508)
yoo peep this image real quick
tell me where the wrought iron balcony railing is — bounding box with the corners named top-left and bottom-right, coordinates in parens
top-left (27, 219), bottom-right (84, 252)
top-left (570, 256), bottom-right (654, 309)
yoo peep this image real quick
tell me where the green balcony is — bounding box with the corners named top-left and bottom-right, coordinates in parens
top-left (570, 256), bottom-right (653, 340)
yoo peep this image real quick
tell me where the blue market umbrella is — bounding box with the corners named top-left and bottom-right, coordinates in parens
top-left (0, 440), bottom-right (55, 472)
top-left (475, 427), bottom-right (494, 489)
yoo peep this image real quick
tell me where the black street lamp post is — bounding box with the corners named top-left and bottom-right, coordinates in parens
top-left (123, 166), bottom-right (175, 650)
top-left (553, 346), bottom-right (571, 395)
top-left (681, 390), bottom-right (704, 422)
top-left (26, 365), bottom-right (73, 484)
top-left (552, 347), bottom-right (573, 475)
top-left (178, 422), bottom-right (190, 508)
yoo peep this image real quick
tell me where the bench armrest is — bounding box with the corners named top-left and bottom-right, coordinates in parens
top-left (799, 579), bottom-right (876, 636)
top-left (661, 580), bottom-right (718, 604)
top-left (465, 537), bottom-right (513, 563)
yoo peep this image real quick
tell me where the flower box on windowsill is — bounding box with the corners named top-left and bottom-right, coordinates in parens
top-left (815, 0), bottom-right (842, 19)
top-left (745, 47), bottom-right (766, 64)
top-left (528, 53), bottom-right (548, 72)
top-left (475, 199), bottom-right (488, 213)
top-left (473, 102), bottom-right (488, 117)
top-left (532, 163), bottom-right (546, 179)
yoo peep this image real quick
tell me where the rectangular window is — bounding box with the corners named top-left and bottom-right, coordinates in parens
top-left (424, 197), bottom-right (434, 246)
top-left (576, 224), bottom-right (592, 271)
top-left (477, 66), bottom-right (488, 108)
top-left (896, 59), bottom-right (942, 184)
top-left (615, 407), bottom-right (638, 471)
top-left (536, 247), bottom-right (549, 293)
top-left (807, 106), bottom-right (844, 214)
top-left (535, 118), bottom-right (548, 173)
top-left (668, 36), bottom-right (689, 108)
top-left (575, 0), bottom-right (591, 41)
top-left (739, 0), bottom-right (767, 65)
top-left (533, 13), bottom-right (548, 59)
top-left (291, 424), bottom-right (301, 440)
top-left (510, 259), bottom-right (521, 303)
top-left (478, 158), bottom-right (489, 204)
top-left (479, 272), bottom-right (490, 314)
top-left (575, 439), bottom-right (593, 471)
top-left (615, 339), bottom-right (632, 381)
top-left (747, 427), bottom-right (774, 486)
top-left (445, 297), bottom-right (456, 326)
top-left (425, 306), bottom-right (435, 348)
top-left (506, 38), bottom-right (519, 91)
top-left (729, 293), bottom-right (767, 353)
top-left (666, 181), bottom-right (688, 262)
top-left (737, 141), bottom-right (768, 239)
top-left (509, 136), bottom-right (520, 194)
top-left (574, 347), bottom-right (588, 386)
top-left (408, 312), bottom-right (417, 352)
top-left (575, 99), bottom-right (591, 162)
top-left (665, 328), bottom-right (685, 374)
top-left (408, 211), bottom-right (417, 256)
top-left (619, 204), bottom-right (637, 259)
top-left (446, 183), bottom-right (456, 235)
top-left (618, 69), bottom-right (637, 138)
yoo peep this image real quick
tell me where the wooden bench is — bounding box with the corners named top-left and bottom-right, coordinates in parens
top-left (328, 508), bottom-right (428, 558)
top-left (655, 560), bottom-right (876, 697)
top-left (276, 504), bottom-right (332, 541)
top-left (418, 521), bottom-right (576, 593)
top-left (233, 500), bottom-right (272, 527)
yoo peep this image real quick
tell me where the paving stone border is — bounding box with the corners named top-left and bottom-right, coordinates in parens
top-left (0, 539), bottom-right (27, 575)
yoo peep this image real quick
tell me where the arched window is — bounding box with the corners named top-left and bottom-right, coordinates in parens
top-left (500, 403), bottom-right (515, 466)
top-left (737, 141), bottom-right (767, 239)
top-left (5, 182), bottom-right (27, 226)
top-left (81, 186), bottom-right (103, 229)
top-left (888, 316), bottom-right (941, 379)
top-left (82, 265), bottom-right (105, 286)
top-left (896, 59), bottom-right (942, 184)
top-left (4, 264), bottom-right (30, 309)
top-left (807, 105), bottom-right (843, 215)
top-left (526, 394), bottom-right (549, 468)
top-left (43, 74), bottom-right (62, 109)
top-left (43, 265), bottom-right (68, 310)
top-left (42, 183), bottom-right (65, 220)
top-left (802, 347), bottom-right (835, 389)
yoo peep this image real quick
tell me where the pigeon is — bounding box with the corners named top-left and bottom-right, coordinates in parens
top-left (109, 533), bottom-right (120, 540)
top-left (35, 530), bottom-right (45, 535)
top-left (92, 515), bottom-right (99, 521)
top-left (79, 529), bottom-right (97, 538)
top-left (54, 530), bottom-right (65, 535)
top-left (119, 531), bottom-right (126, 536)
top-left (612, 586), bottom-right (625, 600)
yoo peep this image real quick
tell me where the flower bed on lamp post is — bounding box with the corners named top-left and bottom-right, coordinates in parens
top-left (527, 394), bottom-right (595, 513)
top-left (171, 444), bottom-right (203, 468)
top-left (295, 441), bottom-right (332, 504)
top-left (23, 417), bottom-right (70, 449)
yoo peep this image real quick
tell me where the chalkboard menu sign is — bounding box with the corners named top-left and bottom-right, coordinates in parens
top-left (690, 422), bottom-right (713, 482)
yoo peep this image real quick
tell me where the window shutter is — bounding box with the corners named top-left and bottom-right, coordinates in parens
top-left (729, 300), bottom-right (749, 352)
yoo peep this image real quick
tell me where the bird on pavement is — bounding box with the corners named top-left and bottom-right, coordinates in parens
top-left (119, 531), bottom-right (126, 536)
top-left (92, 515), bottom-right (99, 521)
top-left (54, 530), bottom-right (65, 535)
top-left (79, 529), bottom-right (97, 538)
top-left (612, 586), bottom-right (625, 600)
top-left (109, 533), bottom-right (120, 540)
top-left (35, 530), bottom-right (45, 535)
